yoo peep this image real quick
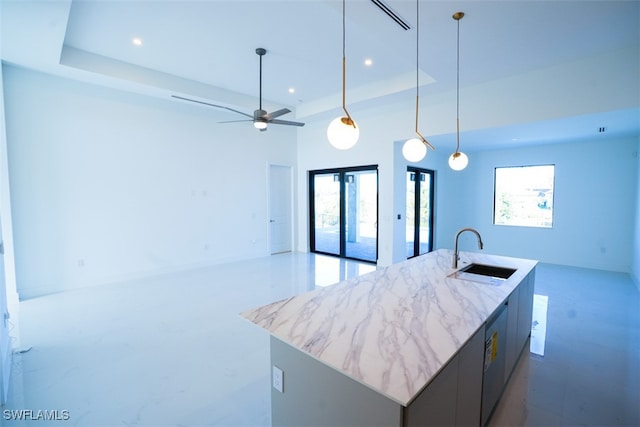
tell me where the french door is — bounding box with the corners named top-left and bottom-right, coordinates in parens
top-left (309, 165), bottom-right (378, 263)
top-left (406, 167), bottom-right (435, 258)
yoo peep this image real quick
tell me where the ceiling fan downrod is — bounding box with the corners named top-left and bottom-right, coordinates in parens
top-left (256, 48), bottom-right (266, 112)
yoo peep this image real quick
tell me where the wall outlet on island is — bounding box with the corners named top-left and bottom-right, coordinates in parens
top-left (272, 365), bottom-right (284, 393)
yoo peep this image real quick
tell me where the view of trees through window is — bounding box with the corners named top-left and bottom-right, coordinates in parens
top-left (494, 165), bottom-right (555, 228)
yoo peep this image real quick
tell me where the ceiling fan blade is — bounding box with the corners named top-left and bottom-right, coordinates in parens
top-left (218, 119), bottom-right (253, 124)
top-left (263, 108), bottom-right (291, 120)
top-left (172, 95), bottom-right (253, 119)
top-left (269, 119), bottom-right (305, 127)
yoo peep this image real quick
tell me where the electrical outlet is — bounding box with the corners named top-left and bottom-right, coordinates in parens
top-left (272, 366), bottom-right (284, 393)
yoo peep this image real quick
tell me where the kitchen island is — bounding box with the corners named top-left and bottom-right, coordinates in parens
top-left (241, 249), bottom-right (537, 426)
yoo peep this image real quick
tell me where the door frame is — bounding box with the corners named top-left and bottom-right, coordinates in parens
top-left (309, 164), bottom-right (378, 263)
top-left (407, 166), bottom-right (435, 258)
top-left (267, 163), bottom-right (294, 255)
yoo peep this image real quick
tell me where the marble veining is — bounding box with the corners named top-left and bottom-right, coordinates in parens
top-left (241, 249), bottom-right (537, 406)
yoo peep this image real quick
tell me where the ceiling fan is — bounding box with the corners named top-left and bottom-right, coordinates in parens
top-left (172, 48), bottom-right (304, 131)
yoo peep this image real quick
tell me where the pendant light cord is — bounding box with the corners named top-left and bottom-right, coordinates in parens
top-left (455, 13), bottom-right (461, 154)
top-left (414, 0), bottom-right (434, 150)
top-left (414, 0), bottom-right (420, 136)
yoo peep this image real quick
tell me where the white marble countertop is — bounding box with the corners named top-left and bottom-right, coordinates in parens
top-left (241, 249), bottom-right (537, 406)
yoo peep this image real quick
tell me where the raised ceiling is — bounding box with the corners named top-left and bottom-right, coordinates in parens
top-left (1, 0), bottom-right (639, 150)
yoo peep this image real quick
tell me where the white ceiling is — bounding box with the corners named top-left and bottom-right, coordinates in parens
top-left (1, 0), bottom-right (639, 151)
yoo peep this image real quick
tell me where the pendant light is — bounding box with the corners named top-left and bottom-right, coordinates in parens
top-left (328, 0), bottom-right (359, 150)
top-left (402, 0), bottom-right (435, 163)
top-left (448, 11), bottom-right (468, 171)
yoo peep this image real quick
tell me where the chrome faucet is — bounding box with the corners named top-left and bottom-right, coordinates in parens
top-left (453, 227), bottom-right (484, 269)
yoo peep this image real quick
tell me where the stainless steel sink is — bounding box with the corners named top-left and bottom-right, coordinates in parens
top-left (449, 263), bottom-right (517, 286)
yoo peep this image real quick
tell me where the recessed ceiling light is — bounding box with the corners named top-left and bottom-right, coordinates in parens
top-left (364, 58), bottom-right (373, 66)
top-left (288, 88), bottom-right (295, 94)
top-left (132, 37), bottom-right (143, 46)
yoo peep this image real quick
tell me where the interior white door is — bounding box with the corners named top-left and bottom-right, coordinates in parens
top-left (0, 213), bottom-right (10, 404)
top-left (269, 165), bottom-right (293, 254)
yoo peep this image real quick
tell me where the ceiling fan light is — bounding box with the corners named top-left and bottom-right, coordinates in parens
top-left (402, 138), bottom-right (427, 162)
top-left (328, 116), bottom-right (359, 150)
top-left (254, 120), bottom-right (267, 130)
top-left (448, 151), bottom-right (469, 171)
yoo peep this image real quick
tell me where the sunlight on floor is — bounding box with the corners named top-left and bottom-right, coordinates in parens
top-left (313, 255), bottom-right (377, 287)
top-left (530, 294), bottom-right (549, 356)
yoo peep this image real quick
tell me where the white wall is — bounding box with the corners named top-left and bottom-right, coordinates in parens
top-left (4, 61), bottom-right (638, 298)
top-left (297, 98), bottom-right (638, 274)
top-left (4, 65), bottom-right (298, 299)
top-left (436, 137), bottom-right (638, 273)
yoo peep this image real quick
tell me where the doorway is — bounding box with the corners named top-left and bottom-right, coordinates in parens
top-left (309, 165), bottom-right (378, 263)
top-left (269, 164), bottom-right (293, 254)
top-left (406, 167), bottom-right (435, 258)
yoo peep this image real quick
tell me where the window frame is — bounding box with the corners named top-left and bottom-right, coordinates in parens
top-left (493, 164), bottom-right (555, 229)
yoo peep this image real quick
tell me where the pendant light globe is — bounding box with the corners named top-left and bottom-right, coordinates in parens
top-left (402, 138), bottom-right (427, 162)
top-left (448, 151), bottom-right (469, 171)
top-left (328, 116), bottom-right (359, 150)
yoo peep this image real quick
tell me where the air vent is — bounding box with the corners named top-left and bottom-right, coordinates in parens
top-left (370, 0), bottom-right (411, 30)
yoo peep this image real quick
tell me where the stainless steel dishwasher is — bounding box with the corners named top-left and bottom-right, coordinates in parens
top-left (481, 302), bottom-right (508, 426)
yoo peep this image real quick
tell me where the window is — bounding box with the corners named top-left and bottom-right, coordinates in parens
top-left (494, 165), bottom-right (555, 228)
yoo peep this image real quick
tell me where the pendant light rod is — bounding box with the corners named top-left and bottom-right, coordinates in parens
top-left (341, 0), bottom-right (355, 128)
top-left (453, 11), bottom-right (464, 154)
top-left (414, 0), bottom-right (435, 150)
top-left (327, 0), bottom-right (359, 149)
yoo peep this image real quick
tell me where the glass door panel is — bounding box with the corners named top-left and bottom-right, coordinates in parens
top-left (312, 173), bottom-right (340, 255)
top-left (418, 172), bottom-right (433, 254)
top-left (407, 167), bottom-right (434, 258)
top-left (344, 170), bottom-right (377, 262)
top-left (406, 172), bottom-right (416, 258)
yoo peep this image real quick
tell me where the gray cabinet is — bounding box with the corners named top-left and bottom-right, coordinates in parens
top-left (404, 324), bottom-right (485, 427)
top-left (455, 324), bottom-right (485, 426)
top-left (505, 286), bottom-right (520, 382)
top-left (516, 270), bottom-right (535, 352)
top-left (404, 355), bottom-right (458, 427)
top-left (505, 269), bottom-right (535, 385)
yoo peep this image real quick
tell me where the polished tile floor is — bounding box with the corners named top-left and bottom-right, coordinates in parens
top-left (3, 253), bottom-right (639, 426)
